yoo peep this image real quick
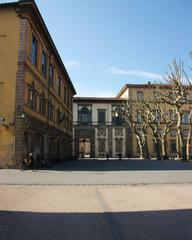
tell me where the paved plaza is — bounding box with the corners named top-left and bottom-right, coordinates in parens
top-left (0, 159), bottom-right (192, 240)
top-left (0, 159), bottom-right (192, 186)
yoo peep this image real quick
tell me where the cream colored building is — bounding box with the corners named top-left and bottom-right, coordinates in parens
top-left (73, 97), bottom-right (131, 158)
top-left (117, 83), bottom-right (192, 158)
top-left (73, 83), bottom-right (192, 158)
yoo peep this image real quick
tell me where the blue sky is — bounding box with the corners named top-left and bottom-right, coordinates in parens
top-left (2, 0), bottom-right (192, 96)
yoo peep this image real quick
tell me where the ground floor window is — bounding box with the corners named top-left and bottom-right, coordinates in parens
top-left (98, 139), bottom-right (105, 153)
top-left (116, 139), bottom-right (122, 153)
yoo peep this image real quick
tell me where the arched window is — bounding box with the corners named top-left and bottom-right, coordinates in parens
top-left (78, 106), bottom-right (91, 123)
top-left (112, 107), bottom-right (123, 125)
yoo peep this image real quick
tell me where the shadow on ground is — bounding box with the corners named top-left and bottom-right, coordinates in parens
top-left (0, 209), bottom-right (191, 240)
top-left (41, 159), bottom-right (192, 172)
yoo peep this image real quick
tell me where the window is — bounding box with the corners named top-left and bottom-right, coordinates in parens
top-left (170, 129), bottom-right (177, 137)
top-left (28, 82), bottom-right (36, 110)
top-left (153, 91), bottom-right (160, 100)
top-left (112, 107), bottom-right (123, 125)
top-left (98, 139), bottom-right (105, 152)
top-left (182, 129), bottom-right (189, 137)
top-left (39, 91), bottom-right (46, 116)
top-left (41, 51), bottom-right (47, 78)
top-left (31, 34), bottom-right (38, 65)
top-left (182, 111), bottom-right (190, 124)
top-left (170, 140), bottom-right (176, 153)
top-left (116, 139), bottom-right (122, 153)
top-left (78, 106), bottom-right (91, 123)
top-left (49, 64), bottom-right (54, 87)
top-left (57, 77), bottom-right (61, 96)
top-left (98, 109), bottom-right (106, 124)
top-left (48, 99), bottom-right (54, 121)
top-left (137, 91), bottom-right (144, 101)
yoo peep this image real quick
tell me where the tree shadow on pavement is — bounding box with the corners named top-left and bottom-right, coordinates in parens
top-left (44, 159), bottom-right (192, 172)
top-left (0, 209), bottom-right (192, 240)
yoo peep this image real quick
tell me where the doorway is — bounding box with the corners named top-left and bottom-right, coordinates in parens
top-left (79, 138), bottom-right (91, 158)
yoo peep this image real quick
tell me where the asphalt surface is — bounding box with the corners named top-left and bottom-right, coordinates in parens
top-left (1, 159), bottom-right (192, 240)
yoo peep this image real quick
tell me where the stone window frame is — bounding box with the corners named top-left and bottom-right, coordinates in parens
top-left (49, 63), bottom-right (54, 88)
top-left (98, 109), bottom-right (106, 124)
top-left (78, 105), bottom-right (92, 124)
top-left (56, 76), bottom-right (61, 96)
top-left (181, 111), bottom-right (190, 124)
top-left (115, 139), bottom-right (123, 153)
top-left (112, 105), bottom-right (124, 126)
top-left (170, 129), bottom-right (177, 137)
top-left (31, 33), bottom-right (38, 66)
top-left (41, 50), bottom-right (47, 78)
top-left (98, 139), bottom-right (106, 153)
top-left (39, 91), bottom-right (46, 116)
top-left (28, 82), bottom-right (37, 111)
top-left (137, 91), bottom-right (144, 101)
top-left (48, 98), bottom-right (54, 121)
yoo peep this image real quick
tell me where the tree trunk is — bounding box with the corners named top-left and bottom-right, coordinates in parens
top-left (136, 135), bottom-right (145, 159)
top-left (154, 135), bottom-right (161, 160)
top-left (176, 113), bottom-right (186, 161)
top-left (161, 136), bottom-right (168, 160)
top-left (144, 136), bottom-right (150, 159)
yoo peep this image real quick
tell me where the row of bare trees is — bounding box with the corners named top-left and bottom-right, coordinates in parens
top-left (121, 60), bottom-right (192, 161)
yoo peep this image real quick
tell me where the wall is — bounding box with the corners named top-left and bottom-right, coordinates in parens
top-left (0, 8), bottom-right (20, 167)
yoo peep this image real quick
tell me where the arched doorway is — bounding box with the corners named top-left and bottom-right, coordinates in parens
top-left (79, 138), bottom-right (90, 158)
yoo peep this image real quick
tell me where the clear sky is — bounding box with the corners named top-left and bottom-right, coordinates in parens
top-left (2, 0), bottom-right (192, 96)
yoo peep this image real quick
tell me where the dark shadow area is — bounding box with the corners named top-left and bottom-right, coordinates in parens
top-left (39, 159), bottom-right (192, 172)
top-left (0, 209), bottom-right (192, 240)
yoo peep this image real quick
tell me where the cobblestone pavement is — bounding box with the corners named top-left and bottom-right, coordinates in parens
top-left (0, 185), bottom-right (192, 240)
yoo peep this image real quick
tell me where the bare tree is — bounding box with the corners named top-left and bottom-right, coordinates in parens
top-left (124, 100), bottom-right (149, 159)
top-left (159, 104), bottom-right (176, 159)
top-left (162, 60), bottom-right (192, 161)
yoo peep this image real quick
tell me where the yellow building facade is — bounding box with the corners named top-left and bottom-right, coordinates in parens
top-left (0, 1), bottom-right (76, 168)
top-left (117, 83), bottom-right (192, 158)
